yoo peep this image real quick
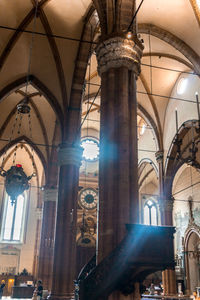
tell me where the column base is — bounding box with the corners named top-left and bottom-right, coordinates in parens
top-left (48, 292), bottom-right (74, 300)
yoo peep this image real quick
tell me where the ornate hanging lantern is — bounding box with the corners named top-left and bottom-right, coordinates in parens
top-left (17, 97), bottom-right (31, 114)
top-left (0, 3), bottom-right (38, 205)
top-left (0, 97), bottom-right (35, 205)
top-left (0, 164), bottom-right (34, 205)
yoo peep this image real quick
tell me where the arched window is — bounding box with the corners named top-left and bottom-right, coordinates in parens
top-left (144, 199), bottom-right (158, 225)
top-left (1, 194), bottom-right (26, 242)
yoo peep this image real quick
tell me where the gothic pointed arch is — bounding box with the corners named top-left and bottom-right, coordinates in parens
top-left (138, 23), bottom-right (200, 74)
top-left (0, 75), bottom-right (64, 138)
top-left (0, 135), bottom-right (47, 181)
top-left (164, 119), bottom-right (200, 198)
top-left (138, 103), bottom-right (161, 150)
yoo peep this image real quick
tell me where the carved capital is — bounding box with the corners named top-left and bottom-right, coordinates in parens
top-left (155, 151), bottom-right (164, 163)
top-left (58, 143), bottom-right (83, 167)
top-left (43, 188), bottom-right (58, 202)
top-left (96, 36), bottom-right (143, 76)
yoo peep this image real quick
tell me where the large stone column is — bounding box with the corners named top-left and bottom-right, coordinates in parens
top-left (160, 198), bottom-right (174, 227)
top-left (96, 36), bottom-right (143, 263)
top-left (162, 268), bottom-right (176, 295)
top-left (32, 208), bottom-right (43, 278)
top-left (37, 188), bottom-right (58, 291)
top-left (49, 143), bottom-right (82, 300)
top-left (160, 198), bottom-right (177, 295)
top-left (155, 150), bottom-right (164, 207)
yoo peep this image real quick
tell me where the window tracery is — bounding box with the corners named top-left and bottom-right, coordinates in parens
top-left (144, 199), bottom-right (158, 226)
top-left (1, 193), bottom-right (26, 243)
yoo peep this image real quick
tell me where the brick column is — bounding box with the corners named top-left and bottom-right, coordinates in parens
top-left (37, 188), bottom-right (58, 291)
top-left (96, 36), bottom-right (143, 263)
top-left (159, 198), bottom-right (174, 227)
top-left (155, 150), bottom-right (164, 208)
top-left (32, 208), bottom-right (42, 278)
top-left (162, 268), bottom-right (176, 296)
top-left (160, 198), bottom-right (177, 295)
top-left (155, 149), bottom-right (176, 295)
top-left (49, 143), bottom-right (82, 300)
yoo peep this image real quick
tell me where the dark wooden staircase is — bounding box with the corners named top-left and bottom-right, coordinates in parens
top-left (77, 224), bottom-right (175, 300)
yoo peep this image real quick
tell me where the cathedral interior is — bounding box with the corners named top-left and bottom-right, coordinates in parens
top-left (0, 0), bottom-right (200, 300)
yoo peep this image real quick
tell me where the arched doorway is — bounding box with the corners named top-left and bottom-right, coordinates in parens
top-left (185, 228), bottom-right (200, 294)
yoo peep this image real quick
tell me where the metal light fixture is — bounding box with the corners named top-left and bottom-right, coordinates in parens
top-left (0, 2), bottom-right (38, 205)
top-left (17, 97), bottom-right (31, 114)
top-left (0, 164), bottom-right (34, 205)
top-left (0, 95), bottom-right (35, 205)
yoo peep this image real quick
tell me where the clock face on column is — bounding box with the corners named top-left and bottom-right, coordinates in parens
top-left (79, 188), bottom-right (98, 210)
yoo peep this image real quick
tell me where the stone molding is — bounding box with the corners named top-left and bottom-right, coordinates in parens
top-left (58, 143), bottom-right (83, 167)
top-left (43, 188), bottom-right (58, 202)
top-left (184, 222), bottom-right (200, 246)
top-left (96, 36), bottom-right (143, 75)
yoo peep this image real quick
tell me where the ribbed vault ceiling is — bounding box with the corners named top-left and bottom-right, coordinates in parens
top-left (0, 0), bottom-right (199, 178)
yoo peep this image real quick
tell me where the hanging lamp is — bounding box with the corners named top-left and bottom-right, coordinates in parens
top-left (0, 164), bottom-right (34, 205)
top-left (0, 1), bottom-right (38, 205)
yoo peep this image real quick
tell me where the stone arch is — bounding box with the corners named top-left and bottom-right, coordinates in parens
top-left (0, 135), bottom-right (47, 182)
top-left (138, 24), bottom-right (200, 74)
top-left (66, 7), bottom-right (99, 142)
top-left (138, 158), bottom-right (158, 177)
top-left (138, 103), bottom-right (161, 151)
top-left (164, 119), bottom-right (200, 198)
top-left (184, 225), bottom-right (200, 293)
top-left (138, 159), bottom-right (159, 198)
top-left (185, 226), bottom-right (200, 248)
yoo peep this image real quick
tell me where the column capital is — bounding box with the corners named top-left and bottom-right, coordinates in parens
top-left (155, 150), bottom-right (164, 163)
top-left (96, 36), bottom-right (143, 76)
top-left (58, 143), bottom-right (83, 167)
top-left (159, 198), bottom-right (174, 212)
top-left (43, 188), bottom-right (58, 202)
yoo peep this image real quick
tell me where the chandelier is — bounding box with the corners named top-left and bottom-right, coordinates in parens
top-left (0, 2), bottom-right (38, 205)
top-left (174, 93), bottom-right (200, 170)
top-left (0, 164), bottom-right (34, 205)
top-left (0, 96), bottom-right (36, 205)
